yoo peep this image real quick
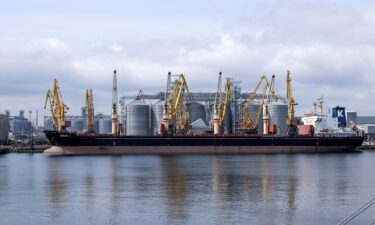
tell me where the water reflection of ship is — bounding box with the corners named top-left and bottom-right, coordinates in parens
top-left (212, 156), bottom-right (245, 202)
top-left (161, 157), bottom-right (188, 221)
top-left (211, 155), bottom-right (298, 224)
top-left (83, 160), bottom-right (95, 213)
top-left (110, 157), bottom-right (123, 225)
top-left (46, 158), bottom-right (66, 224)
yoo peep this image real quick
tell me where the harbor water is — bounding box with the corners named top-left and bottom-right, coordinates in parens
top-left (0, 152), bottom-right (375, 225)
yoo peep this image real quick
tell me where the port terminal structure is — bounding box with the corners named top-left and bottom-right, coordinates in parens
top-left (44, 70), bottom-right (359, 138)
top-left (43, 70), bottom-right (364, 155)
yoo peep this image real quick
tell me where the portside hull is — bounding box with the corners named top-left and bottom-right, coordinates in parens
top-left (44, 145), bottom-right (358, 155)
top-left (43, 131), bottom-right (363, 155)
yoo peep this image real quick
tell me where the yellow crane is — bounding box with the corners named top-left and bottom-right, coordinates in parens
top-left (286, 70), bottom-right (299, 136)
top-left (263, 75), bottom-right (277, 134)
top-left (159, 72), bottom-right (191, 134)
top-left (44, 79), bottom-right (70, 132)
top-left (239, 75), bottom-right (269, 134)
top-left (213, 72), bottom-right (233, 135)
top-left (85, 89), bottom-right (95, 133)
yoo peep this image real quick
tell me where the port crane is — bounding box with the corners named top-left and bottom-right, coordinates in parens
top-left (286, 70), bottom-right (299, 136)
top-left (44, 79), bottom-right (70, 132)
top-left (263, 75), bottom-right (277, 134)
top-left (159, 72), bottom-right (191, 135)
top-left (238, 75), bottom-right (270, 134)
top-left (85, 89), bottom-right (95, 133)
top-left (111, 70), bottom-right (118, 135)
top-left (213, 72), bottom-right (233, 135)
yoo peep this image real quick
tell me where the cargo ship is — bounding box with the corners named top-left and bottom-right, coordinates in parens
top-left (43, 131), bottom-right (364, 155)
top-left (42, 72), bottom-right (364, 155)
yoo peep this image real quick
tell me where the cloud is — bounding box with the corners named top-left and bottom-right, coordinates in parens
top-left (1, 34), bottom-right (374, 119)
top-left (1, 0), bottom-right (375, 120)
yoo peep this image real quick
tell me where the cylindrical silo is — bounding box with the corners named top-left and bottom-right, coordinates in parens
top-left (94, 119), bottom-right (100, 133)
top-left (269, 103), bottom-right (288, 135)
top-left (222, 104), bottom-right (232, 134)
top-left (187, 102), bottom-right (206, 124)
top-left (99, 117), bottom-right (112, 134)
top-left (70, 118), bottom-right (84, 133)
top-left (126, 100), bottom-right (150, 135)
top-left (151, 100), bottom-right (164, 135)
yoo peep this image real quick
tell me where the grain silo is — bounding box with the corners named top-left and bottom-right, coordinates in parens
top-left (126, 99), bottom-right (150, 135)
top-left (269, 102), bottom-right (288, 135)
top-left (70, 118), bottom-right (84, 133)
top-left (151, 100), bottom-right (164, 135)
top-left (187, 102), bottom-right (206, 124)
top-left (223, 104), bottom-right (232, 134)
top-left (99, 117), bottom-right (112, 134)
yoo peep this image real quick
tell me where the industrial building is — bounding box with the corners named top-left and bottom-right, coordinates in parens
top-left (43, 91), bottom-right (289, 136)
top-left (346, 111), bottom-right (375, 143)
top-left (44, 108), bottom-right (112, 134)
top-left (119, 92), bottom-right (288, 136)
top-left (8, 110), bottom-right (30, 135)
top-left (0, 113), bottom-right (10, 144)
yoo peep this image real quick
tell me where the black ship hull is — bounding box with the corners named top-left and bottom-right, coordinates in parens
top-left (44, 131), bottom-right (364, 155)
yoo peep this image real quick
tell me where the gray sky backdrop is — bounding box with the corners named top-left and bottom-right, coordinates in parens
top-left (0, 0), bottom-right (374, 124)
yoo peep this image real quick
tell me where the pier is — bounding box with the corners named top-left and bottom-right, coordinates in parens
top-left (0, 145), bottom-right (49, 153)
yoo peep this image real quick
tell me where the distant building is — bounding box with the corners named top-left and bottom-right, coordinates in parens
top-left (9, 110), bottom-right (30, 135)
top-left (346, 112), bottom-right (375, 143)
top-left (44, 113), bottom-right (112, 134)
top-left (0, 114), bottom-right (10, 144)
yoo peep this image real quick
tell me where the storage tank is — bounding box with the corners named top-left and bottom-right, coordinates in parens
top-left (126, 100), bottom-right (150, 135)
top-left (269, 103), bottom-right (288, 135)
top-left (94, 119), bottom-right (100, 133)
top-left (151, 100), bottom-right (164, 135)
top-left (187, 102), bottom-right (206, 124)
top-left (70, 118), bottom-right (84, 133)
top-left (99, 117), bottom-right (111, 134)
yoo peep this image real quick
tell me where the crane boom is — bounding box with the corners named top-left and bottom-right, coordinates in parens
top-left (239, 75), bottom-right (269, 133)
top-left (286, 70), bottom-right (299, 136)
top-left (159, 73), bottom-right (191, 134)
top-left (213, 72), bottom-right (222, 135)
top-left (220, 79), bottom-right (233, 126)
top-left (44, 79), bottom-right (69, 132)
top-left (213, 73), bottom-right (233, 135)
top-left (111, 70), bottom-right (118, 135)
top-left (85, 89), bottom-right (95, 133)
top-left (263, 75), bottom-right (276, 134)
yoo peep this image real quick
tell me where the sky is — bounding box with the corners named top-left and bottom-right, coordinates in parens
top-left (0, 0), bottom-right (374, 124)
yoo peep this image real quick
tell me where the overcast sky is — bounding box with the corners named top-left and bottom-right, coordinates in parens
top-left (1, 0), bottom-right (374, 123)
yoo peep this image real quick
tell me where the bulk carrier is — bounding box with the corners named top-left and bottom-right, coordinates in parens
top-left (43, 71), bottom-right (364, 155)
top-left (44, 131), bottom-right (363, 155)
